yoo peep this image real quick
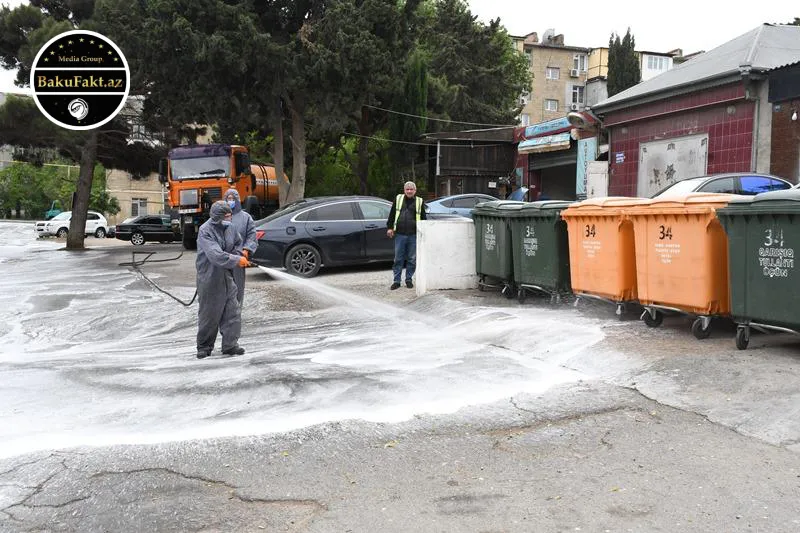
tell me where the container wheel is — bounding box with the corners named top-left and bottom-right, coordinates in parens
top-left (478, 275), bottom-right (485, 291)
top-left (691, 318), bottom-right (712, 340)
top-left (642, 309), bottom-right (663, 328)
top-left (735, 326), bottom-right (750, 350)
top-left (502, 283), bottom-right (516, 299)
top-left (517, 288), bottom-right (526, 303)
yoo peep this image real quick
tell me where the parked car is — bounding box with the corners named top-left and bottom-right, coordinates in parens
top-left (651, 173), bottom-right (792, 198)
top-left (35, 211), bottom-right (108, 238)
top-left (425, 193), bottom-right (497, 218)
top-left (114, 214), bottom-right (179, 245)
top-left (251, 196), bottom-right (395, 277)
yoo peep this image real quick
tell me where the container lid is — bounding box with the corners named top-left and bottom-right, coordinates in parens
top-left (752, 188), bottom-right (800, 203)
top-left (718, 187), bottom-right (800, 215)
top-left (561, 196), bottom-right (651, 217)
top-left (519, 200), bottom-right (574, 212)
top-left (472, 200), bottom-right (525, 214)
top-left (647, 192), bottom-right (741, 207)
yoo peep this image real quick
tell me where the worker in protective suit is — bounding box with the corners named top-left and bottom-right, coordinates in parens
top-left (224, 189), bottom-right (258, 305)
top-left (195, 201), bottom-right (251, 359)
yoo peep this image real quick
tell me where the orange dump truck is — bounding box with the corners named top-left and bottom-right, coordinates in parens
top-left (158, 144), bottom-right (286, 249)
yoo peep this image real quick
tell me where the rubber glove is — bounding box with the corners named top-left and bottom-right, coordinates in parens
top-left (238, 256), bottom-right (251, 268)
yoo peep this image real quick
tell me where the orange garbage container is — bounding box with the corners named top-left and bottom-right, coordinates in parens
top-left (561, 197), bottom-right (647, 314)
top-left (625, 193), bottom-right (737, 339)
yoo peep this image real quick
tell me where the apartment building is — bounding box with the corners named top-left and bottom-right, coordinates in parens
top-left (512, 30), bottom-right (591, 126)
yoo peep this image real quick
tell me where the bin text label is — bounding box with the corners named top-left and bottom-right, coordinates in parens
top-left (523, 225), bottom-right (538, 257)
top-left (484, 223), bottom-right (496, 251)
top-left (759, 228), bottom-right (794, 278)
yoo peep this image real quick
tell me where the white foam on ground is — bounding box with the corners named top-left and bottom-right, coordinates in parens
top-left (0, 222), bottom-right (605, 459)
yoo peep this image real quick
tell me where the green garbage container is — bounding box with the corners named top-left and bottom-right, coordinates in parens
top-left (508, 201), bottom-right (573, 303)
top-left (717, 189), bottom-right (800, 350)
top-left (472, 200), bottom-right (523, 297)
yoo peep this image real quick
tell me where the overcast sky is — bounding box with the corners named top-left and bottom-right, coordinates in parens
top-left (1, 0), bottom-right (798, 92)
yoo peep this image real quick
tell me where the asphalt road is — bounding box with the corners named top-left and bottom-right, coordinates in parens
top-left (1, 237), bottom-right (799, 532)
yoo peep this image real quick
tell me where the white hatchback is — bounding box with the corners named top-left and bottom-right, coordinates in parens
top-left (35, 211), bottom-right (109, 238)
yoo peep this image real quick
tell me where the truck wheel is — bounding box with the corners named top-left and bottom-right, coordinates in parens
top-left (182, 224), bottom-right (197, 250)
top-left (285, 244), bottom-right (321, 277)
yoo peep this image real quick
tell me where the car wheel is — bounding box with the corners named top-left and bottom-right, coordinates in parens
top-left (94, 228), bottom-right (106, 238)
top-left (56, 227), bottom-right (68, 238)
top-left (285, 244), bottom-right (321, 277)
top-left (131, 232), bottom-right (145, 246)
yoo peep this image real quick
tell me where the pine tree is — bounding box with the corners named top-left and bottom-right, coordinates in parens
top-left (607, 28), bottom-right (641, 97)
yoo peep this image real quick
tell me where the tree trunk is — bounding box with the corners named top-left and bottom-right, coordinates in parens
top-left (357, 106), bottom-right (370, 195)
top-left (286, 95), bottom-right (306, 204)
top-left (273, 95), bottom-right (289, 207)
top-left (67, 131), bottom-right (98, 250)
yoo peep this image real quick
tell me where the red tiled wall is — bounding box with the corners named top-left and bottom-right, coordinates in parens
top-left (604, 84), bottom-right (754, 197)
top-left (770, 99), bottom-right (800, 183)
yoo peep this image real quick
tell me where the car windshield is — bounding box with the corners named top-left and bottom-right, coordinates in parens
top-left (653, 177), bottom-right (707, 198)
top-left (170, 156), bottom-right (229, 180)
top-left (51, 212), bottom-right (70, 220)
top-left (121, 217), bottom-right (137, 224)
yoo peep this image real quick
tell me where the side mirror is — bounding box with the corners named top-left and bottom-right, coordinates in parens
top-left (158, 158), bottom-right (168, 184)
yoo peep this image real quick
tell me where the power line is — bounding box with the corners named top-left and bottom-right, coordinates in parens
top-left (342, 132), bottom-right (508, 148)
top-left (363, 104), bottom-right (518, 128)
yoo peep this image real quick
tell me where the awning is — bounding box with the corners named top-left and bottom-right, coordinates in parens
top-left (518, 132), bottom-right (572, 154)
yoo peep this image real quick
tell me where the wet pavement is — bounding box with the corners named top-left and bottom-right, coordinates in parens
top-left (1, 220), bottom-right (799, 532)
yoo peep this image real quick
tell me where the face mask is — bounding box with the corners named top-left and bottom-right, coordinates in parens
top-left (227, 200), bottom-right (236, 208)
top-left (221, 220), bottom-right (232, 227)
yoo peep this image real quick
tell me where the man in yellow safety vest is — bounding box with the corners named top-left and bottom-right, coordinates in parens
top-left (386, 181), bottom-right (427, 290)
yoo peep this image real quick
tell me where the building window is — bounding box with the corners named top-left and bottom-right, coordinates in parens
top-left (647, 55), bottom-right (668, 71)
top-left (519, 113), bottom-right (531, 126)
top-left (572, 86), bottom-right (585, 104)
top-left (545, 99), bottom-right (558, 112)
top-left (131, 198), bottom-right (148, 217)
top-left (546, 67), bottom-right (560, 80)
top-left (573, 54), bottom-right (588, 72)
top-left (524, 49), bottom-right (533, 66)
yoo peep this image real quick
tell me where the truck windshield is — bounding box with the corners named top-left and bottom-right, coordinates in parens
top-left (170, 156), bottom-right (229, 180)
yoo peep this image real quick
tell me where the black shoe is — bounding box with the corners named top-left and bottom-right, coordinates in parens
top-left (406, 280), bottom-right (413, 288)
top-left (222, 345), bottom-right (245, 356)
top-left (196, 349), bottom-right (211, 359)
top-left (390, 282), bottom-right (401, 290)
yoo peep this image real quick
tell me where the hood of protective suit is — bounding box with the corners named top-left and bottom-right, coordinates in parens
top-left (224, 189), bottom-right (242, 213)
top-left (209, 200), bottom-right (232, 223)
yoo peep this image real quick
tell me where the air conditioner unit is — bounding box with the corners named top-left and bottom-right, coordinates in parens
top-left (570, 103), bottom-right (580, 111)
top-left (570, 68), bottom-right (579, 77)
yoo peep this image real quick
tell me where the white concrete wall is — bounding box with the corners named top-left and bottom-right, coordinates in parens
top-left (416, 219), bottom-right (478, 295)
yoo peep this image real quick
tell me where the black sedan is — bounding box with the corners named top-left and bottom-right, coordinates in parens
top-left (251, 196), bottom-right (395, 277)
top-left (115, 214), bottom-right (180, 245)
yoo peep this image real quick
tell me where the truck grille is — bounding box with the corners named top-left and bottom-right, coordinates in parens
top-left (203, 187), bottom-right (222, 202)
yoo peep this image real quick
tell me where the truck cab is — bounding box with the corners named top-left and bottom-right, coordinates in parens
top-left (160, 144), bottom-right (258, 249)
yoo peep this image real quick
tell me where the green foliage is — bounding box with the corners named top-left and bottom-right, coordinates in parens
top-left (0, 161), bottom-right (119, 219)
top-left (420, 0), bottom-right (531, 129)
top-left (305, 140), bottom-right (359, 198)
top-left (608, 28), bottom-right (641, 97)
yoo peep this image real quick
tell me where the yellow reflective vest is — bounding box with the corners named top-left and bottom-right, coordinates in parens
top-left (393, 194), bottom-right (423, 231)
